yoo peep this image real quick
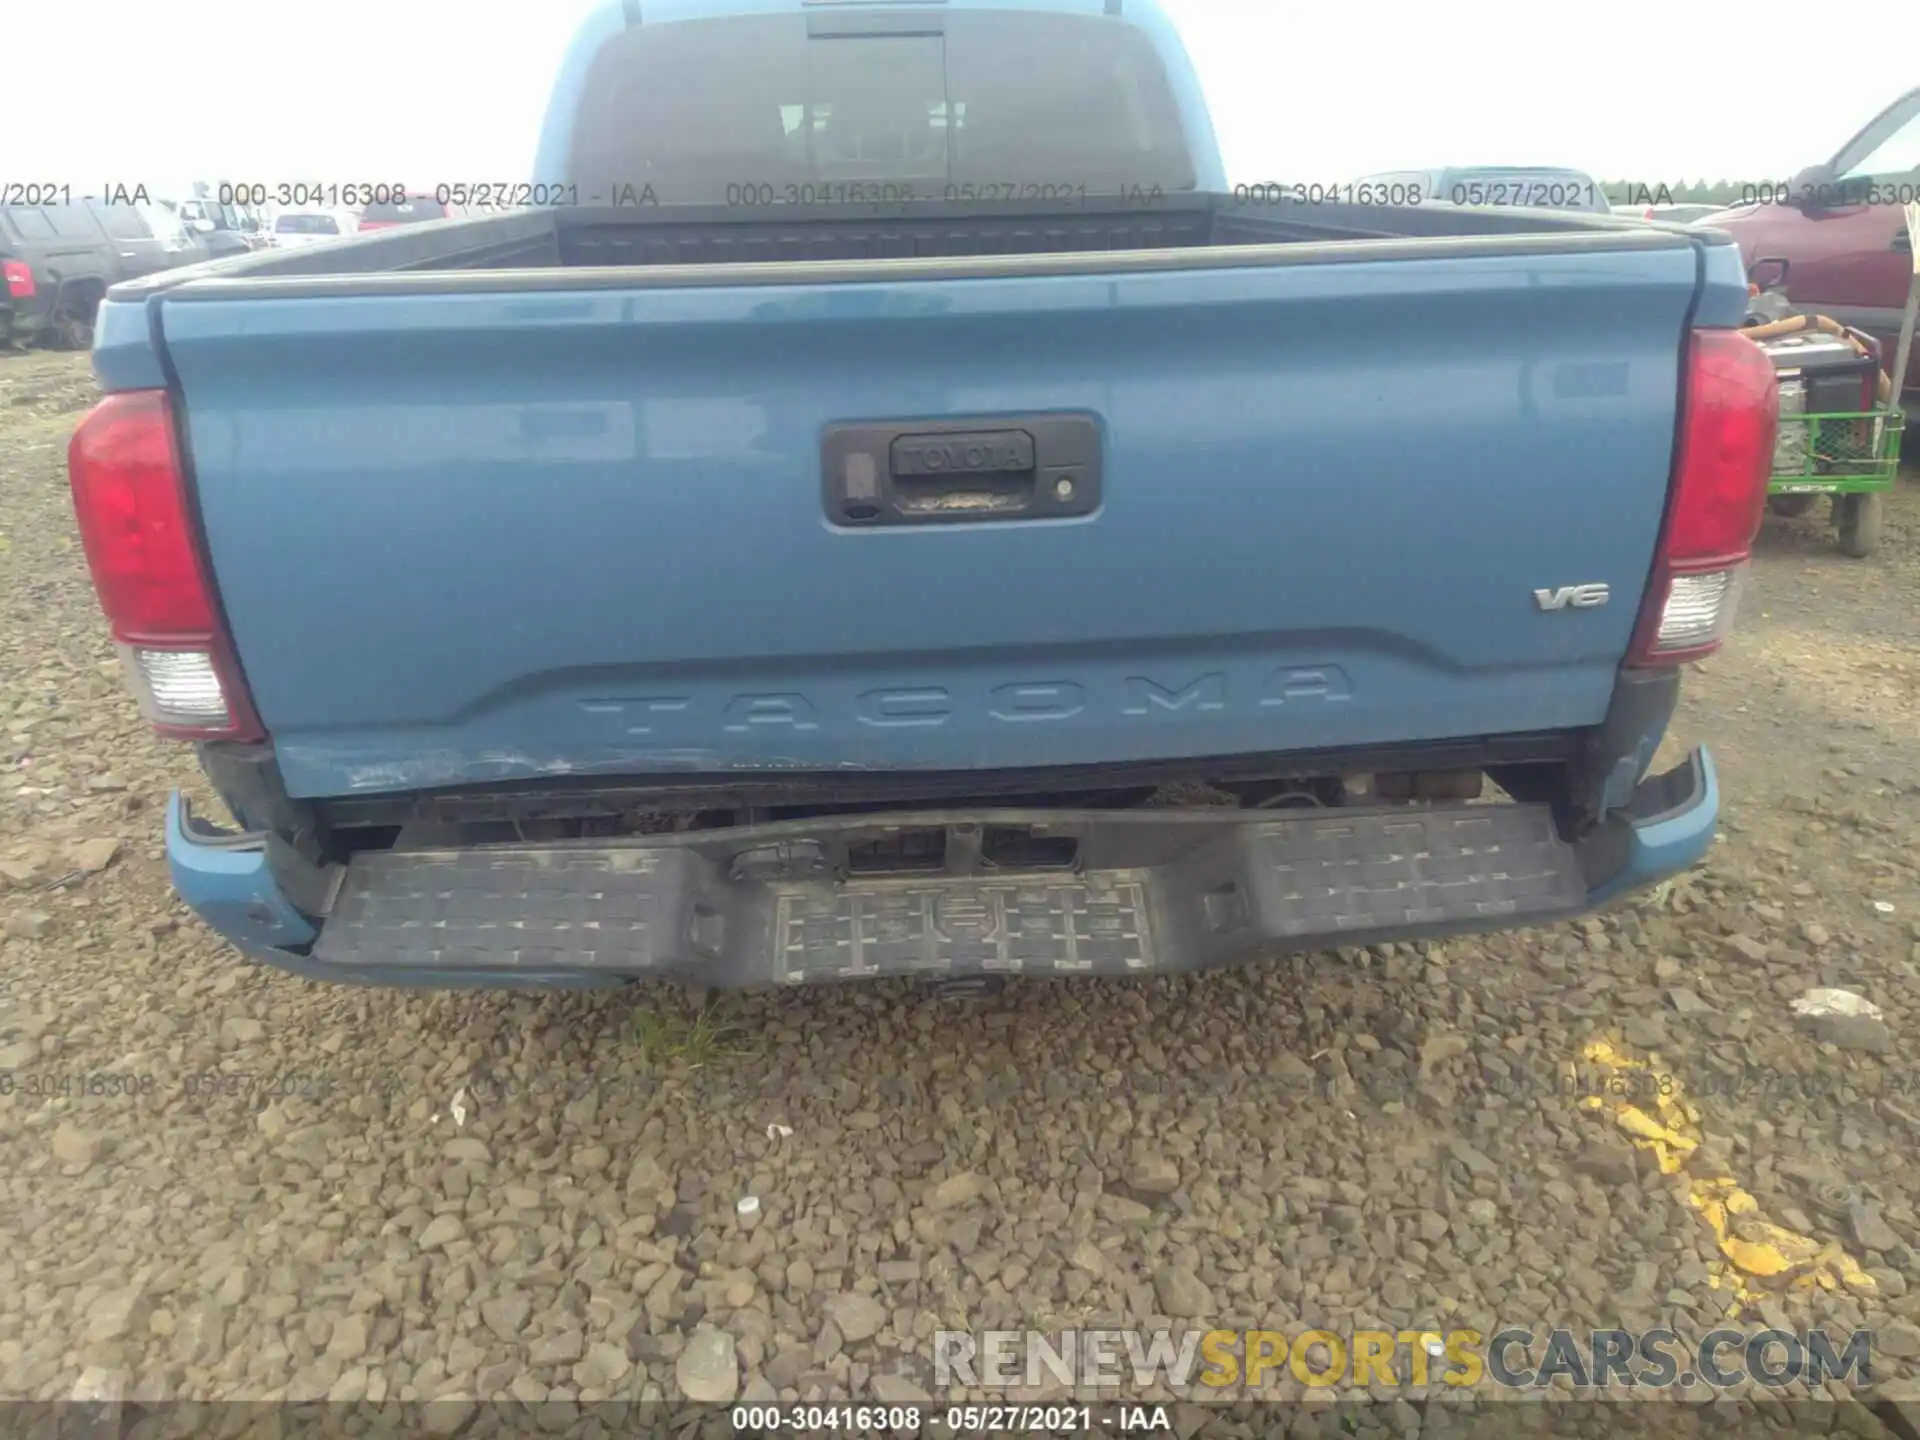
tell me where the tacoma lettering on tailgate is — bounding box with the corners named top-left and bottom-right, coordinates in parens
top-left (582, 667), bottom-right (1352, 736)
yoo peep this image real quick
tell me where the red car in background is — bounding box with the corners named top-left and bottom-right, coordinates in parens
top-left (1705, 87), bottom-right (1920, 394)
top-left (357, 194), bottom-right (464, 232)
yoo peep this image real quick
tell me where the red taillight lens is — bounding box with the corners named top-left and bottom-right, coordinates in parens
top-left (1629, 329), bottom-right (1779, 666)
top-left (3, 260), bottom-right (34, 298)
top-left (67, 391), bottom-right (262, 740)
top-left (69, 392), bottom-right (213, 633)
top-left (1664, 330), bottom-right (1778, 559)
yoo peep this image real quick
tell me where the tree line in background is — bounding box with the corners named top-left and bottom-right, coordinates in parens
top-left (1599, 179), bottom-right (1763, 205)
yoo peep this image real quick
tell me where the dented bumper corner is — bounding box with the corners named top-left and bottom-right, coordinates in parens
top-left (1580, 746), bottom-right (1719, 906)
top-left (165, 794), bottom-right (320, 952)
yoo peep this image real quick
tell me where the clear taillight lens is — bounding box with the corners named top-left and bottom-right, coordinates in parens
top-left (1649, 568), bottom-right (1743, 655)
top-left (119, 646), bottom-right (232, 728)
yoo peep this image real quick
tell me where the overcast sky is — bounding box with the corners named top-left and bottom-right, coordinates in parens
top-left (12, 0), bottom-right (1917, 192)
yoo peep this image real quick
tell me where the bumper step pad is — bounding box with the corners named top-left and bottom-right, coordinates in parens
top-left (313, 804), bottom-right (1587, 986)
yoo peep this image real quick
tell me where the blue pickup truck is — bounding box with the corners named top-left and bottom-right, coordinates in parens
top-left (69, 0), bottom-right (1778, 990)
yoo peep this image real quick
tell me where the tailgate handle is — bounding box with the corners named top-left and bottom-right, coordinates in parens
top-left (891, 429), bottom-right (1036, 513)
top-left (822, 412), bottom-right (1101, 526)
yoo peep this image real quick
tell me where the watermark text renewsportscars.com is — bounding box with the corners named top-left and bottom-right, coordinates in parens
top-left (934, 1327), bottom-right (1876, 1393)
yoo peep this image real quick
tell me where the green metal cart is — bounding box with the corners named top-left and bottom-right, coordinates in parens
top-left (1766, 406), bottom-right (1905, 557)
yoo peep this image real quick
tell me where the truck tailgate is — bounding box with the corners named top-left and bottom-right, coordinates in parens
top-left (159, 245), bottom-right (1699, 799)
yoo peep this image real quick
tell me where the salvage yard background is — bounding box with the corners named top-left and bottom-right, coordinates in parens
top-left (3, 348), bottom-right (1920, 1425)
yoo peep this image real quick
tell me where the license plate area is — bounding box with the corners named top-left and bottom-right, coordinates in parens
top-left (774, 873), bottom-right (1154, 980)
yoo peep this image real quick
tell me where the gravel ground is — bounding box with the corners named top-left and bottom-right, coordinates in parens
top-left (3, 348), bottom-right (1919, 1436)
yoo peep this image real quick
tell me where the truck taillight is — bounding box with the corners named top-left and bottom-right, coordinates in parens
top-left (3, 260), bottom-right (33, 299)
top-left (67, 390), bottom-right (263, 741)
top-left (1628, 328), bottom-right (1779, 666)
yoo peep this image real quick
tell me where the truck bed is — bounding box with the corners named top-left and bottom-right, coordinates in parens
top-left (106, 193), bottom-right (1689, 297)
top-left (80, 0), bottom-right (1754, 991)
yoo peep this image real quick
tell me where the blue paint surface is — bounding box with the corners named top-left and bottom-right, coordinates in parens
top-left (155, 244), bottom-right (1703, 796)
top-left (92, 298), bottom-right (168, 392)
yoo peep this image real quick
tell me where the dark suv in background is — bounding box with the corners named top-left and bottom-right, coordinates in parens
top-left (1, 203), bottom-right (114, 348)
top-left (1, 199), bottom-right (208, 349)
